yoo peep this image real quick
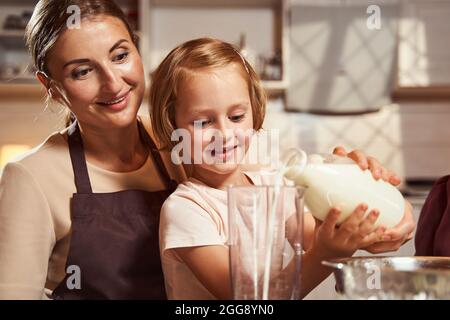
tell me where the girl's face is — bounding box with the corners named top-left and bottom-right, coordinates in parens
top-left (45, 16), bottom-right (145, 129)
top-left (174, 63), bottom-right (254, 176)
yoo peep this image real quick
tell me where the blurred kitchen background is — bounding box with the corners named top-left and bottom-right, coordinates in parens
top-left (0, 0), bottom-right (449, 299)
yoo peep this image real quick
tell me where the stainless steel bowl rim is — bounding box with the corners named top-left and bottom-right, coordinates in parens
top-left (322, 256), bottom-right (450, 275)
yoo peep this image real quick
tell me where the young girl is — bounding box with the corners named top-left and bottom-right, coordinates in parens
top-left (149, 38), bottom-right (415, 300)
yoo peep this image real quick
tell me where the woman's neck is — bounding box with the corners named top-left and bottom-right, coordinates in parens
top-left (192, 166), bottom-right (253, 191)
top-left (77, 120), bottom-right (148, 172)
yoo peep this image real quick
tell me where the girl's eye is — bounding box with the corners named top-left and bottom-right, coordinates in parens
top-left (229, 114), bottom-right (245, 122)
top-left (71, 68), bottom-right (92, 79)
top-left (193, 119), bottom-right (211, 127)
top-left (113, 51), bottom-right (129, 62)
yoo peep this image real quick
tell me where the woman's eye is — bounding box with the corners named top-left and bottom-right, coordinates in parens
top-left (230, 114), bottom-right (245, 122)
top-left (71, 68), bottom-right (92, 79)
top-left (113, 51), bottom-right (129, 62)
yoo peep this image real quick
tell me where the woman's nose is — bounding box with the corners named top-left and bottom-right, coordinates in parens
top-left (99, 66), bottom-right (123, 94)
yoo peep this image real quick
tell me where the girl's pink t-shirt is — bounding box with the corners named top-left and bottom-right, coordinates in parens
top-left (159, 171), bottom-right (297, 299)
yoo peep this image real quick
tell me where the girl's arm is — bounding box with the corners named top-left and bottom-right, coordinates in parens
top-left (174, 245), bottom-right (232, 299)
top-left (171, 206), bottom-right (384, 299)
top-left (175, 204), bottom-right (383, 300)
top-left (300, 212), bottom-right (316, 251)
top-left (174, 213), bottom-right (317, 300)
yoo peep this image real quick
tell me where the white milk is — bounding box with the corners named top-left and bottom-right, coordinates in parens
top-left (280, 150), bottom-right (405, 228)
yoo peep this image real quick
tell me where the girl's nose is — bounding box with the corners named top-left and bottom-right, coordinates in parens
top-left (215, 120), bottom-right (234, 145)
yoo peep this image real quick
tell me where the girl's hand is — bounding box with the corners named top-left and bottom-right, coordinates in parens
top-left (362, 200), bottom-right (416, 254)
top-left (332, 146), bottom-right (401, 186)
top-left (311, 204), bottom-right (386, 259)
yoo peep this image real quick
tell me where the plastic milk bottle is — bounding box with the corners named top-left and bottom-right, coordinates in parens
top-left (279, 149), bottom-right (404, 228)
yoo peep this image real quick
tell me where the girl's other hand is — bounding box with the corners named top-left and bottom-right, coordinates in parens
top-left (310, 204), bottom-right (386, 259)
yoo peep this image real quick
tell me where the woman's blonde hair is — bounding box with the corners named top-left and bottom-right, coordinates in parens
top-left (149, 37), bottom-right (266, 150)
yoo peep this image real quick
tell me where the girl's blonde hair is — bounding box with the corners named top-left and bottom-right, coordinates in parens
top-left (149, 37), bottom-right (266, 150)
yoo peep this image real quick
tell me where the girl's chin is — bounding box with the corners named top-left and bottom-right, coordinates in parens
top-left (200, 163), bottom-right (241, 176)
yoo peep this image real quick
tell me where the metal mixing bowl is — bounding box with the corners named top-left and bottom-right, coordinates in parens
top-left (322, 256), bottom-right (450, 300)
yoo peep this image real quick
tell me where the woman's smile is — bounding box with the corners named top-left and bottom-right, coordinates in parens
top-left (96, 89), bottom-right (132, 111)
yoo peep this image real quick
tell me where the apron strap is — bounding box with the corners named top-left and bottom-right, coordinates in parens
top-left (67, 121), bottom-right (93, 194)
top-left (67, 120), bottom-right (176, 193)
top-left (137, 120), bottom-right (177, 190)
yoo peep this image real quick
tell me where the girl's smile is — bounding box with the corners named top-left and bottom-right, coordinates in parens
top-left (208, 144), bottom-right (239, 162)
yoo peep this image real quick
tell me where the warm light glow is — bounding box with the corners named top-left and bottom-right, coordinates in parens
top-left (0, 144), bottom-right (30, 168)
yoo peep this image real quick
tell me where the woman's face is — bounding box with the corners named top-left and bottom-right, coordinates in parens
top-left (46, 15), bottom-right (145, 129)
top-left (174, 63), bottom-right (254, 176)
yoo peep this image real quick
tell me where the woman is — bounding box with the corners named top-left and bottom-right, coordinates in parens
top-left (0, 0), bottom-right (414, 300)
top-left (0, 0), bottom-right (185, 300)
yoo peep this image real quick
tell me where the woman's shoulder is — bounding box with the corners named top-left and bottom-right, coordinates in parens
top-left (7, 131), bottom-right (69, 172)
top-left (1, 131), bottom-right (72, 191)
top-left (0, 131), bottom-right (71, 218)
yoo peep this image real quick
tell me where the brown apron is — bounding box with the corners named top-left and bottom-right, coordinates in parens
top-left (52, 121), bottom-right (177, 299)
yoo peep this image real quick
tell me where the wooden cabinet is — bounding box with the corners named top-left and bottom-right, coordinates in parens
top-left (138, 0), bottom-right (289, 94)
top-left (0, 0), bottom-right (289, 97)
top-left (0, 0), bottom-right (35, 85)
top-left (0, 0), bottom-right (139, 96)
top-left (394, 0), bottom-right (450, 100)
